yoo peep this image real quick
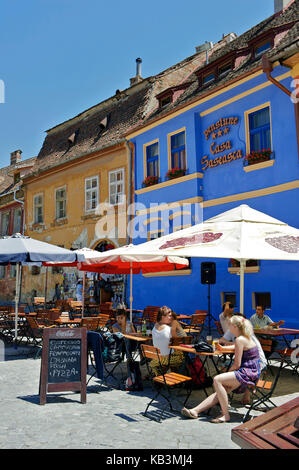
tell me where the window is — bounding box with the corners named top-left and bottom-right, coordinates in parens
top-left (9, 265), bottom-right (16, 279)
top-left (255, 41), bottom-right (271, 58)
top-left (34, 194), bottom-right (43, 224)
top-left (203, 73), bottom-right (215, 86)
top-left (31, 266), bottom-right (41, 276)
top-left (13, 207), bottom-right (22, 234)
top-left (85, 176), bottom-right (99, 212)
top-left (160, 95), bottom-right (172, 108)
top-left (146, 142), bottom-right (159, 177)
top-left (222, 292), bottom-right (237, 307)
top-left (148, 230), bottom-right (164, 241)
top-left (170, 131), bottom-right (186, 169)
top-left (249, 107), bottom-right (271, 152)
top-left (109, 168), bottom-right (125, 205)
top-left (218, 62), bottom-right (232, 78)
top-left (1, 211), bottom-right (10, 235)
top-left (55, 187), bottom-right (66, 219)
top-left (254, 292), bottom-right (271, 309)
top-left (0, 266), bottom-right (5, 279)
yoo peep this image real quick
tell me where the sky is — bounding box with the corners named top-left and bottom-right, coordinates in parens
top-left (0, 0), bottom-right (276, 168)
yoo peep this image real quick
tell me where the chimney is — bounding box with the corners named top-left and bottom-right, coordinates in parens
top-left (10, 149), bottom-right (22, 166)
top-left (130, 58), bottom-right (143, 86)
top-left (274, 0), bottom-right (289, 13)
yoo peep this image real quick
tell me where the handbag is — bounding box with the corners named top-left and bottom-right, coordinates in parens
top-left (193, 340), bottom-right (213, 353)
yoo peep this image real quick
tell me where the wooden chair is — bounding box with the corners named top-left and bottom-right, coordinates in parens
top-left (242, 358), bottom-right (285, 422)
top-left (80, 317), bottom-right (99, 331)
top-left (25, 316), bottom-right (54, 348)
top-left (140, 344), bottom-right (192, 422)
top-left (182, 313), bottom-right (207, 337)
top-left (97, 314), bottom-right (111, 332)
top-left (134, 306), bottom-right (160, 328)
top-left (33, 297), bottom-right (45, 306)
top-left (276, 346), bottom-right (298, 377)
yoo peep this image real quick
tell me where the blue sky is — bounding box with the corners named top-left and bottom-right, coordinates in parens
top-left (0, 0), bottom-right (275, 168)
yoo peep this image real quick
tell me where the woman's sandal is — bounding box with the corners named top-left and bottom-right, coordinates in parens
top-left (181, 407), bottom-right (198, 419)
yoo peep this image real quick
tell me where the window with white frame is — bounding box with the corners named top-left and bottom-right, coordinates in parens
top-left (85, 176), bottom-right (99, 212)
top-left (33, 194), bottom-right (43, 224)
top-left (55, 187), bottom-right (67, 219)
top-left (109, 168), bottom-right (125, 205)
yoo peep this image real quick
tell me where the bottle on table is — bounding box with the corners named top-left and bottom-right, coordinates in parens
top-left (142, 320), bottom-right (147, 336)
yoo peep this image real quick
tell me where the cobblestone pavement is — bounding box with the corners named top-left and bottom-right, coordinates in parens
top-left (0, 344), bottom-right (298, 450)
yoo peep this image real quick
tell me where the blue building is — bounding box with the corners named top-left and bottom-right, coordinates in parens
top-left (127, 1), bottom-right (299, 327)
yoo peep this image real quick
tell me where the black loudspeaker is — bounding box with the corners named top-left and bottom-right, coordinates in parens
top-left (201, 262), bottom-right (216, 284)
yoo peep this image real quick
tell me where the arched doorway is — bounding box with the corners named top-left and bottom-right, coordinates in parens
top-left (91, 240), bottom-right (125, 307)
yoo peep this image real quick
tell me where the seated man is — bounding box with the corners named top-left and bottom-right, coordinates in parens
top-left (219, 302), bottom-right (234, 333)
top-left (250, 305), bottom-right (284, 330)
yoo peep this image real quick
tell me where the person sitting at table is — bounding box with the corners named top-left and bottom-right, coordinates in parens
top-left (170, 311), bottom-right (187, 338)
top-left (112, 309), bottom-right (135, 334)
top-left (150, 306), bottom-right (184, 377)
top-left (219, 302), bottom-right (234, 333)
top-left (250, 305), bottom-right (284, 330)
top-left (181, 315), bottom-right (261, 423)
top-left (219, 313), bottom-right (267, 405)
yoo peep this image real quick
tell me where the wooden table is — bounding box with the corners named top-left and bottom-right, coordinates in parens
top-left (232, 396), bottom-right (299, 449)
top-left (254, 327), bottom-right (299, 348)
top-left (122, 332), bottom-right (151, 342)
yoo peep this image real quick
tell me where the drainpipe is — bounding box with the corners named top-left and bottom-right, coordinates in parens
top-left (13, 188), bottom-right (25, 235)
top-left (262, 54), bottom-right (299, 160)
top-left (124, 139), bottom-right (135, 308)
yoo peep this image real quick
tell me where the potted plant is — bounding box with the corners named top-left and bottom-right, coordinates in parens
top-left (244, 148), bottom-right (272, 166)
top-left (142, 175), bottom-right (159, 187)
top-left (166, 168), bottom-right (187, 180)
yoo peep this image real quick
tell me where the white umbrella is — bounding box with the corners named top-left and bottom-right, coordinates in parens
top-left (0, 233), bottom-right (77, 345)
top-left (125, 204), bottom-right (299, 315)
top-left (77, 245), bottom-right (189, 322)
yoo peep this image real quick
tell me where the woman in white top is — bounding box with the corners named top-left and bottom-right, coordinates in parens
top-left (150, 306), bottom-right (184, 376)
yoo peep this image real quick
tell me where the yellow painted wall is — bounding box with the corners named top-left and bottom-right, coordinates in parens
top-left (22, 145), bottom-right (129, 301)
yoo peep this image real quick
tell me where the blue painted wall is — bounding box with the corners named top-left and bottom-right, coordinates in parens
top-left (130, 65), bottom-right (299, 328)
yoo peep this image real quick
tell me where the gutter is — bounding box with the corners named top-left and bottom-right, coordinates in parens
top-left (262, 53), bottom-right (299, 161)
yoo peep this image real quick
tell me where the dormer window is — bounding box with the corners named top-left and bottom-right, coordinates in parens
top-left (218, 61), bottom-right (232, 78)
top-left (14, 172), bottom-right (21, 184)
top-left (203, 73), bottom-right (215, 86)
top-left (67, 129), bottom-right (79, 147)
top-left (160, 95), bottom-right (172, 108)
top-left (255, 41), bottom-right (271, 58)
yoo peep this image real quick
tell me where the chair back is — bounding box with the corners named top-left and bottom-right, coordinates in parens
top-left (169, 336), bottom-right (193, 346)
top-left (259, 338), bottom-right (273, 353)
top-left (97, 314), bottom-right (110, 327)
top-left (142, 306), bottom-right (160, 323)
top-left (141, 344), bottom-right (161, 361)
top-left (190, 313), bottom-right (207, 327)
top-left (60, 312), bottom-right (70, 321)
top-left (34, 297), bottom-right (45, 306)
top-left (80, 317), bottom-right (99, 331)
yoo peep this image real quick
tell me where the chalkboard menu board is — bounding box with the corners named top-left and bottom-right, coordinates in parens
top-left (39, 328), bottom-right (87, 405)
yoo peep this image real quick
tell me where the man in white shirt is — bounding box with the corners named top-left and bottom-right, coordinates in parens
top-left (250, 305), bottom-right (284, 330)
top-left (219, 302), bottom-right (234, 333)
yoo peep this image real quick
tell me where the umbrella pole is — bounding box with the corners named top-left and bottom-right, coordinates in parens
top-left (14, 262), bottom-right (20, 348)
top-left (82, 271), bottom-right (86, 318)
top-left (44, 266), bottom-right (48, 309)
top-left (129, 263), bottom-right (133, 323)
top-left (239, 259), bottom-right (245, 315)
